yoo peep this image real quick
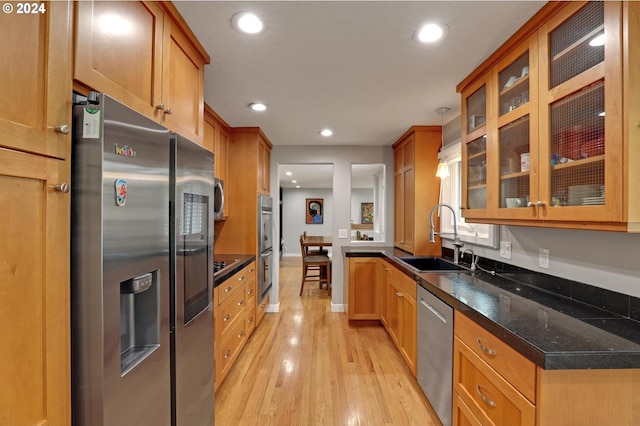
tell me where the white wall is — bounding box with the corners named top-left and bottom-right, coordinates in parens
top-left (270, 145), bottom-right (394, 311)
top-left (282, 188), bottom-right (334, 256)
top-left (443, 225), bottom-right (640, 298)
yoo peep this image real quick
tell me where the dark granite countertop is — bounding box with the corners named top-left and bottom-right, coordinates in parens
top-left (342, 246), bottom-right (640, 370)
top-left (213, 254), bottom-right (255, 288)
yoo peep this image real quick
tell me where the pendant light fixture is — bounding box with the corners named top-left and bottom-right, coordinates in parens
top-left (435, 107), bottom-right (451, 178)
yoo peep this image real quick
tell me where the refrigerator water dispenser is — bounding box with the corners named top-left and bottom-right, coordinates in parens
top-left (120, 271), bottom-right (160, 376)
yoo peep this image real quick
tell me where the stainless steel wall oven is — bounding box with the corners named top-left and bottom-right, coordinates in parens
top-left (258, 194), bottom-right (273, 301)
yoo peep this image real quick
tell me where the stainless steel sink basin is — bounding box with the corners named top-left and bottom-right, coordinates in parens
top-left (396, 256), bottom-right (469, 272)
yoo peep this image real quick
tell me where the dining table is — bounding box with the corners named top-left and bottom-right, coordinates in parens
top-left (301, 235), bottom-right (333, 248)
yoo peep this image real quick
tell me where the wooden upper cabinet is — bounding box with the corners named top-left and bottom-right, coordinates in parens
top-left (160, 9), bottom-right (206, 143)
top-left (258, 135), bottom-right (271, 195)
top-left (393, 126), bottom-right (442, 255)
top-left (0, 0), bottom-right (73, 159)
top-left (205, 104), bottom-right (230, 182)
top-left (458, 1), bottom-right (638, 231)
top-left (74, 1), bottom-right (209, 143)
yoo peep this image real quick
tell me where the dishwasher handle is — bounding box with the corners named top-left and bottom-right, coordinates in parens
top-left (420, 298), bottom-right (448, 324)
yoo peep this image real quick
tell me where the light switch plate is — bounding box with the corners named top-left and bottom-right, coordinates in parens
top-left (539, 248), bottom-right (550, 269)
top-left (338, 228), bottom-right (348, 239)
top-left (499, 241), bottom-right (512, 259)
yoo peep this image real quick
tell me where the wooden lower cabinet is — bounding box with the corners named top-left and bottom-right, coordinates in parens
top-left (256, 293), bottom-right (269, 327)
top-left (455, 311), bottom-right (640, 425)
top-left (453, 393), bottom-right (482, 426)
top-left (214, 261), bottom-right (255, 390)
top-left (347, 257), bottom-right (380, 320)
top-left (385, 263), bottom-right (417, 376)
top-left (0, 148), bottom-right (71, 425)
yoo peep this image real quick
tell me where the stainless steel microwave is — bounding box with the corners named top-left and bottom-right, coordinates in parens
top-left (213, 178), bottom-right (225, 220)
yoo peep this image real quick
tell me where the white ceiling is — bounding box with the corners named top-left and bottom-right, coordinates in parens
top-left (174, 0), bottom-right (546, 186)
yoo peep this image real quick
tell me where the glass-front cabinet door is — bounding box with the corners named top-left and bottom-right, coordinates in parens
top-left (538, 1), bottom-right (622, 222)
top-left (495, 42), bottom-right (537, 219)
top-left (461, 78), bottom-right (489, 219)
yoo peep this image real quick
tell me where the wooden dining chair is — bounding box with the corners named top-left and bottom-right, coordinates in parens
top-left (299, 235), bottom-right (331, 296)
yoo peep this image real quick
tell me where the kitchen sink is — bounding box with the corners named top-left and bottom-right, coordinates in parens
top-left (396, 256), bottom-right (469, 272)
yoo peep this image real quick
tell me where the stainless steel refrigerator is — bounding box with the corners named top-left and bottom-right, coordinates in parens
top-left (71, 93), bottom-right (214, 426)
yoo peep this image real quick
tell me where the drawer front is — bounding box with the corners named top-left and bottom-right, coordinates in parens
top-left (256, 293), bottom-right (269, 326)
top-left (217, 261), bottom-right (256, 306)
top-left (455, 312), bottom-right (536, 401)
top-left (217, 285), bottom-right (246, 337)
top-left (388, 264), bottom-right (417, 299)
top-left (454, 337), bottom-right (535, 426)
top-left (453, 392), bottom-right (483, 426)
top-left (216, 315), bottom-right (248, 379)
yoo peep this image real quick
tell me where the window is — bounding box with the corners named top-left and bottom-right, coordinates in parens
top-left (438, 141), bottom-right (499, 248)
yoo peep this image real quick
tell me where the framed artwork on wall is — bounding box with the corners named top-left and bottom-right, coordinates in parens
top-left (361, 202), bottom-right (373, 224)
top-left (306, 198), bottom-right (323, 224)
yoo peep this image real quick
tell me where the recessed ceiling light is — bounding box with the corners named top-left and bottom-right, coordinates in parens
top-left (320, 129), bottom-right (333, 137)
top-left (291, 180), bottom-right (297, 183)
top-left (285, 171), bottom-right (292, 176)
top-left (249, 102), bottom-right (267, 111)
top-left (232, 12), bottom-right (263, 34)
top-left (295, 185), bottom-right (300, 188)
top-left (414, 23), bottom-right (447, 43)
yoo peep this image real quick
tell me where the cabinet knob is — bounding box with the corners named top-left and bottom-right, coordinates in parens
top-left (527, 201), bottom-right (535, 207)
top-left (396, 292), bottom-right (403, 298)
top-left (155, 104), bottom-right (165, 111)
top-left (536, 201), bottom-right (545, 207)
top-left (55, 124), bottom-right (70, 134)
top-left (55, 183), bottom-right (70, 193)
top-left (163, 108), bottom-right (173, 115)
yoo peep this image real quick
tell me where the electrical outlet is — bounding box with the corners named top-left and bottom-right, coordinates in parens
top-left (499, 241), bottom-right (512, 259)
top-left (338, 228), bottom-right (348, 239)
top-left (539, 248), bottom-right (550, 269)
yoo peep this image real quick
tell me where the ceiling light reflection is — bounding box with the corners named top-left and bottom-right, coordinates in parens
top-left (282, 359), bottom-right (295, 374)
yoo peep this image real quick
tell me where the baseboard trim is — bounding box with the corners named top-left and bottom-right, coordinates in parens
top-left (331, 303), bottom-right (345, 313)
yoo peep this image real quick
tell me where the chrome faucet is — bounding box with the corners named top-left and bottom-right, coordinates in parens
top-left (461, 248), bottom-right (477, 271)
top-left (428, 203), bottom-right (464, 264)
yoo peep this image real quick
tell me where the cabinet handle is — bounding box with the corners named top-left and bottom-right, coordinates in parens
top-left (237, 299), bottom-right (244, 306)
top-left (55, 124), bottom-right (69, 134)
top-left (224, 286), bottom-right (233, 293)
top-left (247, 316), bottom-right (254, 323)
top-left (536, 200), bottom-right (545, 207)
top-left (396, 292), bottom-right (403, 297)
top-left (223, 313), bottom-right (232, 322)
top-left (238, 330), bottom-right (245, 338)
top-left (476, 385), bottom-right (498, 407)
top-left (155, 104), bottom-right (165, 111)
top-left (224, 349), bottom-right (232, 359)
top-left (248, 289), bottom-right (254, 295)
top-left (54, 183), bottom-right (70, 193)
top-left (477, 385), bottom-right (497, 408)
top-left (238, 275), bottom-right (246, 281)
top-left (476, 338), bottom-right (497, 356)
top-left (163, 108), bottom-right (173, 115)
top-left (527, 201), bottom-right (535, 207)
top-left (250, 268), bottom-right (255, 273)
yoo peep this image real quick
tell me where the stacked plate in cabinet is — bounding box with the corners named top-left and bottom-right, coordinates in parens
top-left (567, 184), bottom-right (602, 206)
top-left (581, 185), bottom-right (605, 205)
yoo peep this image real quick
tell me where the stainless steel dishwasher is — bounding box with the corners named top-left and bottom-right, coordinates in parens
top-left (417, 284), bottom-right (454, 426)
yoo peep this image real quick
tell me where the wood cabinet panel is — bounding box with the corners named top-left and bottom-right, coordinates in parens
top-left (161, 14), bottom-right (205, 143)
top-left (74, 1), bottom-right (209, 144)
top-left (347, 258), bottom-right (380, 320)
top-left (455, 336), bottom-right (535, 426)
top-left (455, 312), bottom-right (536, 402)
top-left (0, 0), bottom-right (72, 159)
top-left (385, 264), bottom-right (417, 375)
top-left (453, 392), bottom-right (483, 426)
top-left (393, 126), bottom-right (442, 255)
top-left (0, 148), bottom-right (70, 425)
top-left (74, 1), bottom-right (164, 119)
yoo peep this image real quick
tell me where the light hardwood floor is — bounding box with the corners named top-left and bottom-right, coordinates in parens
top-left (214, 257), bottom-right (439, 426)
